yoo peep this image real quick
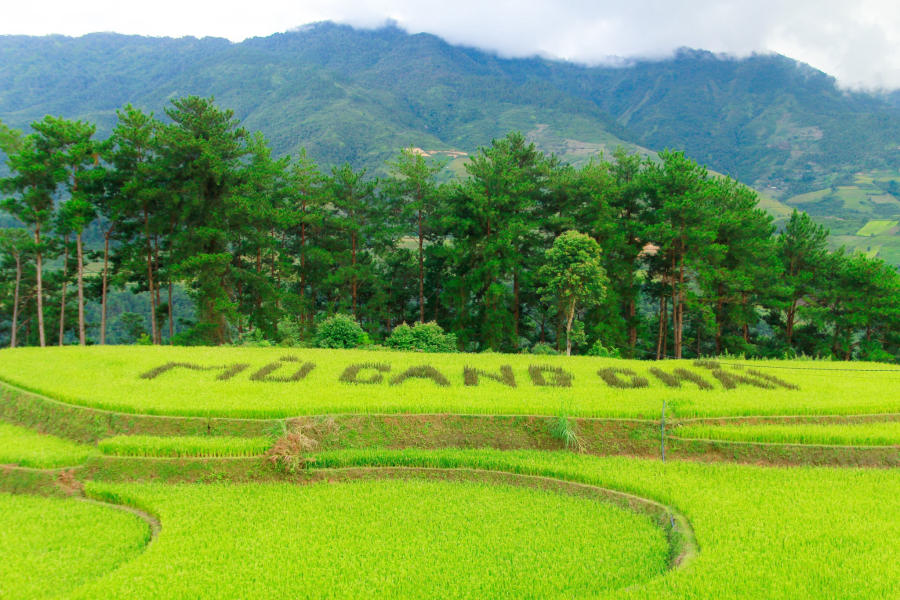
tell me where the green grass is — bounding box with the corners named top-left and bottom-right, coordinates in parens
top-left (0, 492), bottom-right (150, 599)
top-left (2, 346), bottom-right (899, 419)
top-left (0, 421), bottom-right (97, 467)
top-left (674, 421), bottom-right (900, 446)
top-left (78, 478), bottom-right (668, 599)
top-left (787, 188), bottom-right (830, 204)
top-left (856, 219), bottom-right (899, 236)
top-left (98, 435), bottom-right (274, 458)
top-left (309, 449), bottom-right (900, 599)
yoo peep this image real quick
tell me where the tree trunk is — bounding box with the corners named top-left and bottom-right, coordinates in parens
top-left (513, 270), bottom-right (520, 345)
top-left (76, 231), bottom-right (86, 345)
top-left (715, 296), bottom-right (724, 355)
top-left (100, 228), bottom-right (111, 345)
top-left (418, 208), bottom-right (425, 323)
top-left (741, 292), bottom-right (750, 343)
top-left (300, 200), bottom-right (307, 300)
top-left (673, 253), bottom-right (685, 359)
top-left (168, 282), bottom-right (174, 342)
top-left (656, 295), bottom-right (667, 360)
top-left (565, 297), bottom-right (576, 356)
top-left (786, 298), bottom-right (798, 346)
top-left (10, 252), bottom-right (21, 348)
top-left (627, 299), bottom-right (637, 353)
top-left (59, 233), bottom-right (69, 346)
top-left (351, 232), bottom-right (358, 317)
top-left (144, 210), bottom-right (158, 345)
top-left (153, 236), bottom-right (162, 344)
top-left (35, 223), bottom-right (45, 346)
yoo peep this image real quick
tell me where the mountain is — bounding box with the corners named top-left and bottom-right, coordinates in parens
top-left (2, 22), bottom-right (900, 263)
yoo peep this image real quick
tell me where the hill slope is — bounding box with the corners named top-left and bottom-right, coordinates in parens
top-left (2, 22), bottom-right (900, 261)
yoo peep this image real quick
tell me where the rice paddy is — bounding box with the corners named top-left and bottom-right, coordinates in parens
top-left (2, 346), bottom-right (899, 598)
top-left (674, 420), bottom-right (900, 446)
top-left (1, 346), bottom-right (898, 418)
top-left (0, 493), bottom-right (150, 598)
top-left (98, 435), bottom-right (274, 458)
top-left (0, 421), bottom-right (97, 467)
top-left (75, 478), bottom-right (670, 599)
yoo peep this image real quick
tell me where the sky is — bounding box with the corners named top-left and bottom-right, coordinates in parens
top-left (3, 0), bottom-right (900, 90)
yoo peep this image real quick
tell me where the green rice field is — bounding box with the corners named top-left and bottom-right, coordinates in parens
top-left (675, 421), bottom-right (900, 446)
top-left (98, 435), bottom-right (273, 458)
top-left (0, 421), bottom-right (97, 467)
top-left (2, 346), bottom-right (900, 598)
top-left (0, 493), bottom-right (150, 598)
top-left (76, 478), bottom-right (669, 598)
top-left (1, 346), bottom-right (898, 418)
top-left (856, 219), bottom-right (899, 236)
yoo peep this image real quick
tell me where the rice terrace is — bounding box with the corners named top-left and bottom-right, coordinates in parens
top-left (1, 346), bottom-right (900, 598)
top-left (5, 3), bottom-right (900, 598)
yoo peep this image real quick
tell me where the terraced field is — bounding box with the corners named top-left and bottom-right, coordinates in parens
top-left (1, 346), bottom-right (899, 598)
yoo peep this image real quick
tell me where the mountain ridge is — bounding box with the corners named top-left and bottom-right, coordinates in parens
top-left (2, 21), bottom-right (900, 262)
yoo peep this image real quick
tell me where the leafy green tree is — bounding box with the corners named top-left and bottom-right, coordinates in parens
top-left (776, 210), bottom-right (829, 348)
top-left (0, 117), bottom-right (88, 346)
top-left (702, 178), bottom-right (776, 354)
top-left (283, 150), bottom-right (324, 328)
top-left (386, 147), bottom-right (444, 323)
top-left (105, 105), bottom-right (165, 344)
top-left (325, 163), bottom-right (378, 319)
top-left (446, 132), bottom-right (554, 351)
top-left (0, 119), bottom-right (23, 156)
top-left (0, 229), bottom-right (31, 347)
top-left (156, 96), bottom-right (250, 344)
top-left (539, 231), bottom-right (608, 356)
top-left (642, 151), bottom-right (718, 359)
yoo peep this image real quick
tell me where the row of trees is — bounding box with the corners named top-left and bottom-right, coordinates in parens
top-left (1, 97), bottom-right (899, 360)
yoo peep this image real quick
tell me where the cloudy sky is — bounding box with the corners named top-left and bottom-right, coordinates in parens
top-left (4, 0), bottom-right (900, 89)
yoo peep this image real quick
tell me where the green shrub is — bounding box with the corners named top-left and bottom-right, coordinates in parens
top-left (587, 340), bottom-right (620, 358)
top-left (386, 321), bottom-right (457, 353)
top-left (315, 314), bottom-right (369, 349)
top-left (530, 343), bottom-right (559, 355)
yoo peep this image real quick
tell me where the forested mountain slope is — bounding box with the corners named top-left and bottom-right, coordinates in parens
top-left (2, 22), bottom-right (900, 260)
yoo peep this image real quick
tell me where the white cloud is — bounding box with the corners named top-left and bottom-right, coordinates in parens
top-left (3, 0), bottom-right (900, 89)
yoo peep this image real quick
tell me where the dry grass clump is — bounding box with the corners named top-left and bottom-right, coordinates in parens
top-left (266, 427), bottom-right (319, 473)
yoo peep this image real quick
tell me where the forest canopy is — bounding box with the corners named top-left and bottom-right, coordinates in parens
top-left (1, 97), bottom-right (898, 362)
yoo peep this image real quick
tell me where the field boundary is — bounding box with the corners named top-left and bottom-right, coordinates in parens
top-left (5, 379), bottom-right (900, 467)
top-left (76, 496), bottom-right (161, 543)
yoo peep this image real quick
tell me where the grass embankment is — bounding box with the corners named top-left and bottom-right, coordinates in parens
top-left (98, 435), bottom-right (273, 458)
top-left (675, 421), bottom-right (900, 446)
top-left (80, 477), bottom-right (668, 598)
top-left (0, 421), bottom-right (97, 467)
top-left (0, 493), bottom-right (150, 598)
top-left (1, 346), bottom-right (898, 419)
